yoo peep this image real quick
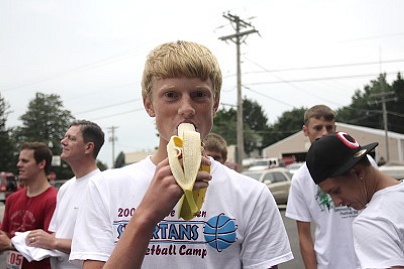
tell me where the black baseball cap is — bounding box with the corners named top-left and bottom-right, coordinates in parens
top-left (306, 132), bottom-right (378, 184)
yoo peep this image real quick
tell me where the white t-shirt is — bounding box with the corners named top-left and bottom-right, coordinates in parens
top-left (70, 157), bottom-right (293, 269)
top-left (286, 163), bottom-right (361, 269)
top-left (49, 169), bottom-right (101, 269)
top-left (353, 182), bottom-right (404, 269)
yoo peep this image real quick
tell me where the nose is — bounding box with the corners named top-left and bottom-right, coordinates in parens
top-left (178, 97), bottom-right (195, 118)
top-left (330, 195), bottom-right (343, 207)
top-left (61, 137), bottom-right (67, 145)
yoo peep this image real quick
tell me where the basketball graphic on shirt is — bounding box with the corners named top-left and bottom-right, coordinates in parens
top-left (203, 214), bottom-right (237, 251)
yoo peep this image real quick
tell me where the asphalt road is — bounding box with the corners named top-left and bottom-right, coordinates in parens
top-left (0, 204), bottom-right (305, 269)
top-left (278, 205), bottom-right (305, 269)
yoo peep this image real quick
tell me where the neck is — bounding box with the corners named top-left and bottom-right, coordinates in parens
top-left (71, 161), bottom-right (98, 178)
top-left (26, 176), bottom-right (51, 197)
top-left (151, 141), bottom-right (169, 165)
top-left (365, 168), bottom-right (399, 201)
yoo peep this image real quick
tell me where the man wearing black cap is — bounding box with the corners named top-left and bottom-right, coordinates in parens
top-left (286, 105), bottom-right (364, 269)
top-left (306, 131), bottom-right (404, 269)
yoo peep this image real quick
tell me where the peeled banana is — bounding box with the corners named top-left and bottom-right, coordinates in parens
top-left (167, 123), bottom-right (210, 220)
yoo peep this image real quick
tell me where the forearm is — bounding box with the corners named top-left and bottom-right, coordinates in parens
top-left (296, 221), bottom-right (317, 269)
top-left (3, 239), bottom-right (15, 252)
top-left (103, 211), bottom-right (156, 269)
top-left (0, 234), bottom-right (14, 252)
top-left (299, 239), bottom-right (317, 269)
top-left (53, 238), bottom-right (72, 254)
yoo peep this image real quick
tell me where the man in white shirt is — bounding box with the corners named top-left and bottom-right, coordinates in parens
top-left (26, 120), bottom-right (104, 269)
top-left (286, 105), bottom-right (362, 269)
top-left (306, 131), bottom-right (404, 268)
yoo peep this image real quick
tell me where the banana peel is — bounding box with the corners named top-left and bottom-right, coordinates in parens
top-left (167, 123), bottom-right (209, 220)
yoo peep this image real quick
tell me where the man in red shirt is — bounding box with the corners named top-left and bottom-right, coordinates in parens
top-left (0, 142), bottom-right (57, 269)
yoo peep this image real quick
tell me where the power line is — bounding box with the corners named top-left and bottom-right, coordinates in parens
top-left (2, 47), bottom-right (142, 92)
top-left (245, 71), bottom-right (401, 86)
top-left (75, 98), bottom-right (141, 115)
top-left (243, 58), bottom-right (404, 74)
top-left (84, 107), bottom-right (145, 121)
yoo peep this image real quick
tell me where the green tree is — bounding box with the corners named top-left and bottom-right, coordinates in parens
top-left (114, 151), bottom-right (126, 168)
top-left (337, 74), bottom-right (387, 128)
top-left (212, 97), bottom-right (270, 155)
top-left (97, 160), bottom-right (108, 171)
top-left (0, 93), bottom-right (16, 172)
top-left (212, 107), bottom-right (237, 145)
top-left (337, 73), bottom-right (404, 134)
top-left (14, 92), bottom-right (75, 178)
top-left (265, 107), bottom-right (307, 146)
top-left (384, 72), bottom-right (404, 133)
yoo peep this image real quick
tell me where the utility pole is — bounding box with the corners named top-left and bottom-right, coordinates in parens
top-left (369, 77), bottom-right (396, 162)
top-left (219, 13), bottom-right (259, 172)
top-left (108, 126), bottom-right (118, 168)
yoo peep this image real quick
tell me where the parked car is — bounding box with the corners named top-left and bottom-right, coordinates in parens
top-left (248, 158), bottom-right (280, 171)
top-left (286, 162), bottom-right (304, 175)
top-left (242, 167), bottom-right (292, 204)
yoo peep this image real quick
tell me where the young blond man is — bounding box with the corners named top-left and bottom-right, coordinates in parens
top-left (70, 41), bottom-right (293, 269)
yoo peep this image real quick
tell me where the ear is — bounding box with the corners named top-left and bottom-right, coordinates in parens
top-left (38, 160), bottom-right (46, 170)
top-left (143, 97), bottom-right (156, 117)
top-left (353, 163), bottom-right (365, 180)
top-left (302, 125), bottom-right (308, 137)
top-left (85, 142), bottom-right (94, 154)
top-left (212, 99), bottom-right (220, 115)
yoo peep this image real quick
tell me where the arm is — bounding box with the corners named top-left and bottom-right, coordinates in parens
top-left (26, 230), bottom-right (72, 253)
top-left (296, 221), bottom-right (317, 269)
top-left (0, 230), bottom-right (14, 252)
top-left (88, 157), bottom-right (211, 269)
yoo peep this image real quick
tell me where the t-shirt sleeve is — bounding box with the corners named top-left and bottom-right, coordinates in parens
top-left (353, 216), bottom-right (404, 268)
top-left (241, 186), bottom-right (293, 268)
top-left (70, 175), bottom-right (113, 265)
top-left (285, 168), bottom-right (312, 222)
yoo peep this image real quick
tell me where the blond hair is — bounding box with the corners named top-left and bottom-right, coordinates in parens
top-left (141, 41), bottom-right (222, 103)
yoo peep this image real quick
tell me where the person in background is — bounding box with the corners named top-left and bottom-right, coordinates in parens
top-left (286, 105), bottom-right (365, 269)
top-left (377, 156), bottom-right (386, 166)
top-left (0, 142), bottom-right (57, 269)
top-left (203, 133), bottom-right (228, 164)
top-left (25, 120), bottom-right (105, 269)
top-left (70, 40), bottom-right (293, 269)
top-left (306, 132), bottom-right (404, 269)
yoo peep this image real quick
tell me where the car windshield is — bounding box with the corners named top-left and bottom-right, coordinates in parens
top-left (254, 160), bottom-right (268, 166)
top-left (288, 163), bottom-right (302, 169)
top-left (242, 172), bottom-right (261, 180)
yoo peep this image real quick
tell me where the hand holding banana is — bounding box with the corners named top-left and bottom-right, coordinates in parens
top-left (167, 123), bottom-right (210, 221)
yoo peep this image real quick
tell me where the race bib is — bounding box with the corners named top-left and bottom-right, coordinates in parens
top-left (6, 251), bottom-right (23, 269)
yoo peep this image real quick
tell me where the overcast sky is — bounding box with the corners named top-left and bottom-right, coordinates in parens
top-left (1, 0), bottom-right (404, 168)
